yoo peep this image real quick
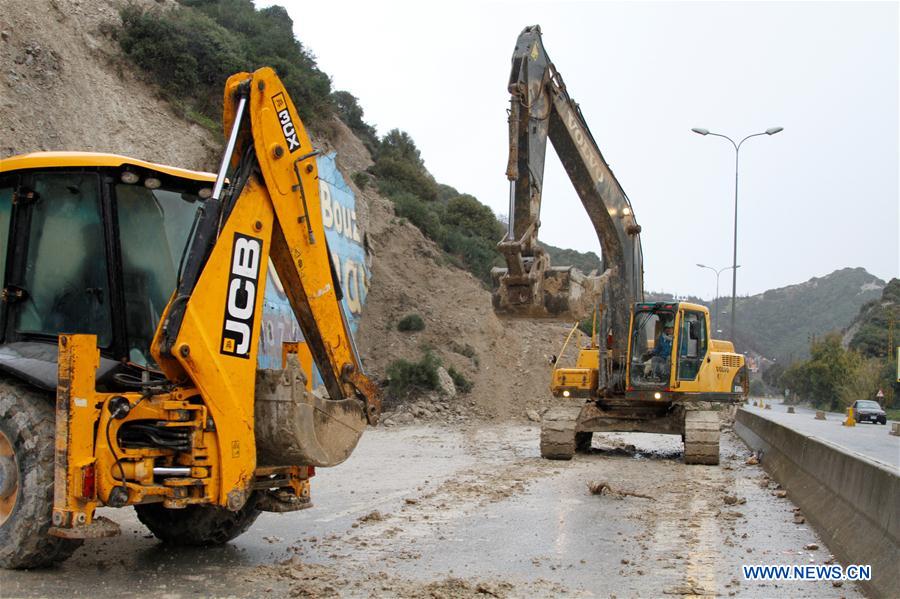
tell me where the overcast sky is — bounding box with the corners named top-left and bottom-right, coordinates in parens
top-left (260, 0), bottom-right (899, 299)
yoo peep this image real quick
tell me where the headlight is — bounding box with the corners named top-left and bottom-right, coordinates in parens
top-left (562, 390), bottom-right (570, 398)
top-left (120, 170), bottom-right (140, 184)
top-left (654, 392), bottom-right (662, 400)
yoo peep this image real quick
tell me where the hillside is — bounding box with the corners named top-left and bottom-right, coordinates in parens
top-left (845, 277), bottom-right (900, 358)
top-left (733, 268), bottom-right (885, 361)
top-left (0, 0), bottom-right (568, 419)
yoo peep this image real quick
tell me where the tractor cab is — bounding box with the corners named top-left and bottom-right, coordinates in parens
top-left (0, 152), bottom-right (214, 389)
top-left (626, 302), bottom-right (713, 398)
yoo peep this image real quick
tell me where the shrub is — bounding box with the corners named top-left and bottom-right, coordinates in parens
top-left (444, 194), bottom-right (504, 241)
top-left (351, 171), bottom-right (370, 190)
top-left (449, 341), bottom-right (476, 359)
top-left (332, 90), bottom-right (379, 155)
top-left (448, 367), bottom-right (473, 394)
top-left (387, 351), bottom-right (441, 398)
top-left (118, 1), bottom-right (334, 130)
top-left (440, 229), bottom-right (500, 284)
top-left (371, 156), bottom-right (439, 203)
top-left (390, 192), bottom-right (443, 241)
top-left (397, 314), bottom-right (425, 332)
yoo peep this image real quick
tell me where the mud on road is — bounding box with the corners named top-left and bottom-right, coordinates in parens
top-left (0, 424), bottom-right (862, 598)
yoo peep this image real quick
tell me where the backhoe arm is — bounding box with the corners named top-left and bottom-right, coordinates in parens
top-left (149, 68), bottom-right (380, 506)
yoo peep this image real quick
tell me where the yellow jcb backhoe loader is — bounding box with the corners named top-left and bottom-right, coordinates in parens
top-left (0, 68), bottom-right (380, 568)
top-left (493, 26), bottom-right (748, 464)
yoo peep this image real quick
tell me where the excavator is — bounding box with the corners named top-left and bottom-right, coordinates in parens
top-left (493, 26), bottom-right (748, 464)
top-left (0, 68), bottom-right (380, 568)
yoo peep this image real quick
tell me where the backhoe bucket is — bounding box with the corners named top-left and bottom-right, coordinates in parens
top-left (254, 355), bottom-right (367, 467)
top-left (491, 265), bottom-right (601, 321)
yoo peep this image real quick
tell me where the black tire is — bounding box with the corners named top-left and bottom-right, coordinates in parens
top-left (135, 494), bottom-right (261, 546)
top-left (879, 417), bottom-right (887, 425)
top-left (0, 377), bottom-right (82, 569)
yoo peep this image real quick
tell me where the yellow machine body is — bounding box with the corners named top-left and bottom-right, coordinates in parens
top-left (0, 68), bottom-right (380, 542)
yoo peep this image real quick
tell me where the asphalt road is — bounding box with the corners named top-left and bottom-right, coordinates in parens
top-left (0, 424), bottom-right (865, 598)
top-left (743, 401), bottom-right (900, 469)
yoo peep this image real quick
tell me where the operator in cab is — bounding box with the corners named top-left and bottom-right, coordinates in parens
top-left (646, 322), bottom-right (674, 380)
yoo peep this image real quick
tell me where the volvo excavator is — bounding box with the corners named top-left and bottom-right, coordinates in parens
top-left (493, 26), bottom-right (748, 464)
top-left (0, 68), bottom-right (380, 568)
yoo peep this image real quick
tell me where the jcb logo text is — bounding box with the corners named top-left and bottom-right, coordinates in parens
top-left (221, 233), bottom-right (263, 358)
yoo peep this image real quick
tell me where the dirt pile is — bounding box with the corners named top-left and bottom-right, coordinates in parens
top-left (0, 0), bottom-right (218, 168)
top-left (1, 0), bottom-right (570, 423)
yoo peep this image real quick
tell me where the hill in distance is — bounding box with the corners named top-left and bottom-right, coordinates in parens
top-left (646, 267), bottom-right (886, 362)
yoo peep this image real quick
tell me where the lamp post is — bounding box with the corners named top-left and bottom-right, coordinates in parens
top-left (696, 263), bottom-right (740, 333)
top-left (691, 126), bottom-right (783, 345)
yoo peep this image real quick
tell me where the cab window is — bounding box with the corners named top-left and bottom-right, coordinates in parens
top-left (0, 184), bottom-right (12, 288)
top-left (15, 173), bottom-right (112, 346)
top-left (678, 310), bottom-right (707, 380)
top-left (115, 184), bottom-right (201, 366)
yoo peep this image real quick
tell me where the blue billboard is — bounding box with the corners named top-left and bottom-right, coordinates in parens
top-left (256, 152), bottom-right (369, 379)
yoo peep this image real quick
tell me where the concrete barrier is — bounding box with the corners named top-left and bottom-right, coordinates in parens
top-left (735, 409), bottom-right (899, 598)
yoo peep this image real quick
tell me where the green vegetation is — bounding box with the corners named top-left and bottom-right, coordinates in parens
top-left (543, 245), bottom-right (602, 274)
top-left (117, 0), bottom-right (371, 133)
top-left (350, 171), bottom-right (371, 190)
top-left (397, 314), bottom-right (425, 332)
top-left (848, 278), bottom-right (900, 358)
top-left (448, 367), bottom-right (473, 394)
top-left (369, 130), bottom-right (505, 284)
top-left (386, 351), bottom-right (441, 398)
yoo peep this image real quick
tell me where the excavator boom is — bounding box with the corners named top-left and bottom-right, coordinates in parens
top-left (494, 25), bottom-right (643, 350)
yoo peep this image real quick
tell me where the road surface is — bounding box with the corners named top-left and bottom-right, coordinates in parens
top-left (744, 401), bottom-right (899, 469)
top-left (0, 424), bottom-right (864, 597)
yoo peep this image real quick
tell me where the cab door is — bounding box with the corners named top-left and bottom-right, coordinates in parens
top-left (675, 308), bottom-right (709, 391)
top-left (0, 176), bottom-right (16, 340)
top-left (5, 172), bottom-right (113, 348)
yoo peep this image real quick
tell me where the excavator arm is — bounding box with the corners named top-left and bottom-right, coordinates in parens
top-left (494, 25), bottom-right (644, 354)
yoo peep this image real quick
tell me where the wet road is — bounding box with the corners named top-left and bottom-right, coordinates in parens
top-left (744, 401), bottom-right (899, 469)
top-left (0, 424), bottom-right (865, 598)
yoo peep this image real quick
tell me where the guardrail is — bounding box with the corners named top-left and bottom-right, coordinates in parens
top-left (734, 408), bottom-right (899, 598)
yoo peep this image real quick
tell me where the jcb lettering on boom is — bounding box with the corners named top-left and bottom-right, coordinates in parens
top-left (272, 92), bottom-right (301, 152)
top-left (221, 233), bottom-right (263, 358)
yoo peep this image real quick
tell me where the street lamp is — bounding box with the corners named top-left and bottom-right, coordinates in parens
top-left (696, 263), bottom-right (740, 333)
top-left (691, 126), bottom-right (783, 345)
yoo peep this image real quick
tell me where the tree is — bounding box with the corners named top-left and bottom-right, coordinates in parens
top-left (444, 195), bottom-right (504, 242)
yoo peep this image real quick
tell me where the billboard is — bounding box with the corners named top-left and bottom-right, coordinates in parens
top-left (256, 152), bottom-right (369, 383)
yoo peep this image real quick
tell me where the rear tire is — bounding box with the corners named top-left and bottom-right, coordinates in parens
top-left (135, 494), bottom-right (261, 546)
top-left (0, 378), bottom-right (82, 569)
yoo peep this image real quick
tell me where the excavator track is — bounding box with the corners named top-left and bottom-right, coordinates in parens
top-left (540, 406), bottom-right (583, 460)
top-left (683, 410), bottom-right (720, 465)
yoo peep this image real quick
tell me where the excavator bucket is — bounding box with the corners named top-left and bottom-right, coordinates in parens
top-left (254, 354), bottom-right (367, 467)
top-left (491, 265), bottom-right (602, 321)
